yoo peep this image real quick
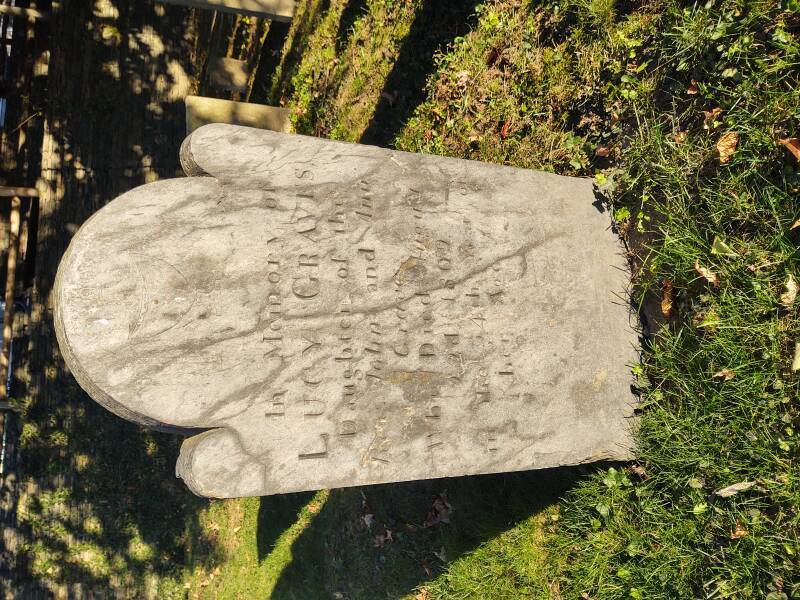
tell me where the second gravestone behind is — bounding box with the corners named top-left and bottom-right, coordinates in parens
top-left (54, 124), bottom-right (638, 498)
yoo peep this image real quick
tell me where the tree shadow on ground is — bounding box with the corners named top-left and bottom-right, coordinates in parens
top-left (333, 0), bottom-right (368, 53)
top-left (7, 0), bottom-right (222, 594)
top-left (359, 0), bottom-right (482, 147)
top-left (266, 0), bottom-right (332, 103)
top-left (261, 467), bottom-right (582, 599)
top-left (250, 20), bottom-right (292, 103)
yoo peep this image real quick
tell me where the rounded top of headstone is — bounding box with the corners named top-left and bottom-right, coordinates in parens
top-left (54, 176), bottom-right (222, 431)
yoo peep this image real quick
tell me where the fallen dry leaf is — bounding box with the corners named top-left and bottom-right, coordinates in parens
top-left (661, 279), bottom-right (674, 318)
top-left (780, 274), bottom-right (798, 308)
top-left (714, 480), bottom-right (756, 498)
top-left (630, 464), bottom-right (648, 479)
top-left (673, 130), bottom-right (688, 144)
top-left (713, 368), bottom-right (735, 381)
top-left (779, 137), bottom-right (800, 162)
top-left (232, 525), bottom-right (241, 534)
top-left (687, 80), bottom-right (699, 95)
top-left (595, 145), bottom-right (611, 157)
top-left (793, 342), bottom-right (800, 372)
top-left (711, 236), bottom-right (737, 257)
top-left (695, 260), bottom-right (720, 286)
top-left (415, 588), bottom-right (430, 600)
top-left (420, 559), bottom-right (432, 577)
top-left (423, 493), bottom-right (453, 528)
top-left (730, 523), bottom-right (749, 539)
top-left (717, 131), bottom-right (739, 164)
top-left (500, 120), bottom-right (511, 140)
top-left (373, 528), bottom-right (393, 547)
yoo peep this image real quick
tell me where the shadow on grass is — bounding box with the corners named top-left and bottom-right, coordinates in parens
top-left (360, 0), bottom-right (481, 147)
top-left (334, 0), bottom-right (368, 53)
top-left (250, 20), bottom-right (292, 104)
top-left (256, 490), bottom-right (316, 561)
top-left (7, 0), bottom-right (223, 593)
top-left (262, 467), bottom-right (581, 599)
top-left (267, 0), bottom-right (333, 103)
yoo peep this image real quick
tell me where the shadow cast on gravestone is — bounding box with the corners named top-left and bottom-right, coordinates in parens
top-left (359, 0), bottom-right (482, 148)
top-left (264, 466), bottom-right (584, 599)
top-left (11, 0), bottom-right (224, 592)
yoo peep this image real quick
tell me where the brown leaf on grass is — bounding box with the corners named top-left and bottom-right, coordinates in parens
top-left (374, 528), bottom-right (393, 547)
top-left (500, 120), bottom-right (511, 140)
top-left (595, 145), bottom-right (611, 157)
top-left (730, 523), bottom-right (749, 539)
top-left (713, 368), bottom-right (735, 381)
top-left (779, 137), bottom-right (800, 162)
top-left (717, 131), bottom-right (739, 164)
top-left (703, 107), bottom-right (723, 129)
top-left (415, 588), bottom-right (430, 600)
top-left (714, 480), bottom-right (756, 498)
top-left (695, 260), bottom-right (720, 286)
top-left (423, 493), bottom-right (453, 528)
top-left (687, 80), bottom-right (699, 95)
top-left (780, 274), bottom-right (798, 308)
top-left (420, 559), bottom-right (432, 577)
top-left (630, 464), bottom-right (648, 479)
top-left (673, 130), bottom-right (688, 144)
top-left (661, 279), bottom-right (674, 318)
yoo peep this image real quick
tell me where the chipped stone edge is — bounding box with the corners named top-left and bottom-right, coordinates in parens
top-left (179, 132), bottom-right (209, 178)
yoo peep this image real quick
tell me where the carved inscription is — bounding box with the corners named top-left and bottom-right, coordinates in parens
top-left (253, 178), bottom-right (535, 465)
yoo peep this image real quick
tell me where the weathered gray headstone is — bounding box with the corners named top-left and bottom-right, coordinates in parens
top-left (208, 57), bottom-right (250, 93)
top-left (159, 0), bottom-right (297, 22)
top-left (54, 124), bottom-right (638, 498)
top-left (185, 96), bottom-right (291, 133)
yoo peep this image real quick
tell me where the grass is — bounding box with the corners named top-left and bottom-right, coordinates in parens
top-left (14, 0), bottom-right (799, 597)
top-left (264, 0), bottom-right (800, 596)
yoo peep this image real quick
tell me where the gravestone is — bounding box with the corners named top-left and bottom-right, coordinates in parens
top-left (54, 124), bottom-right (638, 498)
top-left (185, 96), bottom-right (291, 133)
top-left (159, 0), bottom-right (297, 22)
top-left (208, 57), bottom-right (250, 93)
